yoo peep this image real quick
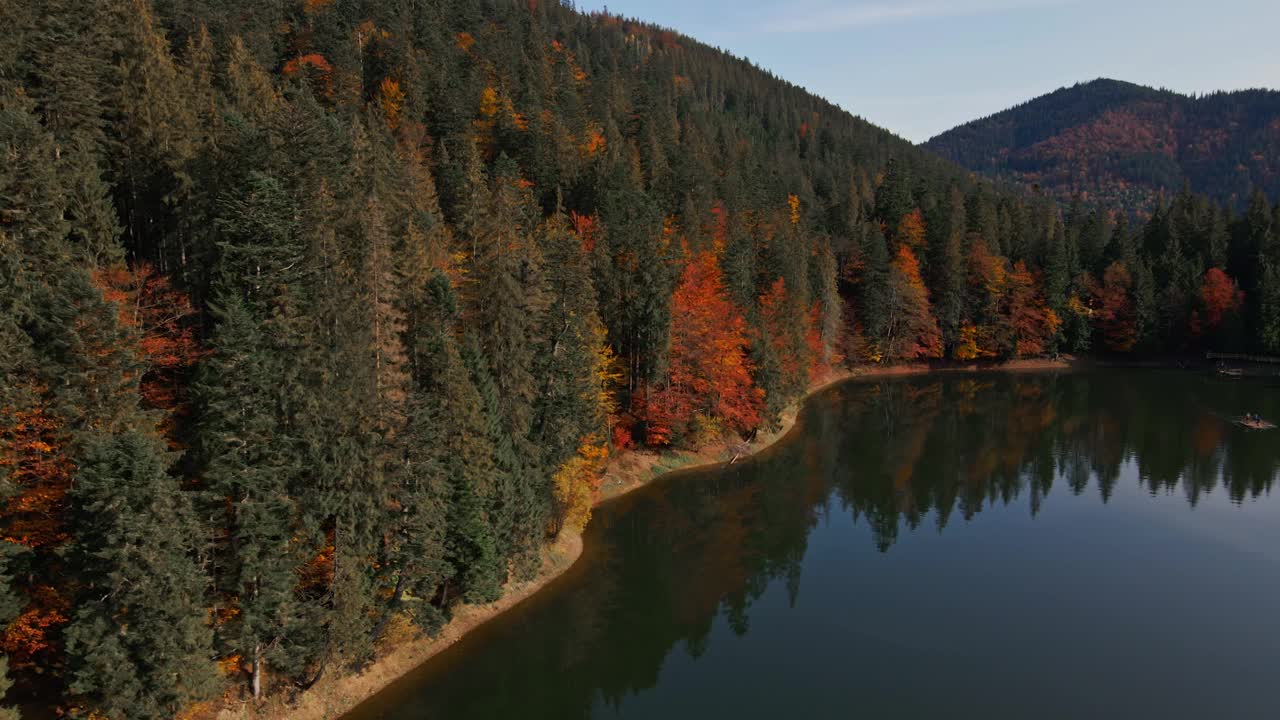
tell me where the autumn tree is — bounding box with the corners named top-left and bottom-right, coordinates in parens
top-left (876, 245), bottom-right (942, 360)
top-left (647, 251), bottom-right (762, 446)
top-left (1192, 267), bottom-right (1244, 345)
top-left (1095, 262), bottom-right (1138, 352)
top-left (1005, 261), bottom-right (1062, 356)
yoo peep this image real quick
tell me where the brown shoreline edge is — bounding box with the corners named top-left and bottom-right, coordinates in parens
top-left (219, 357), bottom-right (1076, 720)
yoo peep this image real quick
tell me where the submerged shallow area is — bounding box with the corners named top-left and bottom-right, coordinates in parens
top-left (346, 370), bottom-right (1280, 719)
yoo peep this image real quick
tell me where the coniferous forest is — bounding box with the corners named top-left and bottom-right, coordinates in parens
top-left (2, 1), bottom-right (1280, 717)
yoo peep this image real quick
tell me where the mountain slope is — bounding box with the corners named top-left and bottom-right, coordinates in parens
top-left (925, 78), bottom-right (1280, 211)
top-left (4, 2), bottom-right (1280, 717)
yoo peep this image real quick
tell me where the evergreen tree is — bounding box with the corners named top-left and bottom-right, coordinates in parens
top-left (534, 204), bottom-right (612, 469)
top-left (859, 225), bottom-right (893, 360)
top-left (931, 188), bottom-right (968, 352)
top-left (409, 279), bottom-right (504, 604)
top-left (195, 295), bottom-right (316, 696)
top-left (875, 158), bottom-right (914, 232)
top-left (64, 431), bottom-right (215, 720)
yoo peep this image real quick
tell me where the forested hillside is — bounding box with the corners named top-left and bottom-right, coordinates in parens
top-left (926, 78), bottom-right (1280, 212)
top-left (3, 1), bottom-right (1280, 718)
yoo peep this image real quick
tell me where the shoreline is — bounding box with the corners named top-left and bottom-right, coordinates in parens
top-left (230, 357), bottom-right (1076, 720)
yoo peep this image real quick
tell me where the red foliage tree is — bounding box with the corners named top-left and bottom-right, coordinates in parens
top-left (1194, 267), bottom-right (1244, 336)
top-left (0, 386), bottom-right (73, 670)
top-left (95, 264), bottom-right (205, 443)
top-left (759, 277), bottom-right (804, 384)
top-left (1006, 261), bottom-right (1062, 356)
top-left (569, 211), bottom-right (600, 253)
top-left (281, 53), bottom-right (334, 98)
top-left (1095, 262), bottom-right (1138, 352)
top-left (645, 252), bottom-right (762, 445)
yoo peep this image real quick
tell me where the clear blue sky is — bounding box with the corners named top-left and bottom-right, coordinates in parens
top-left (574, 0), bottom-right (1280, 143)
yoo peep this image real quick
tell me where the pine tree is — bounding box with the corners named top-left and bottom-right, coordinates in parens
top-left (1247, 194), bottom-right (1280, 352)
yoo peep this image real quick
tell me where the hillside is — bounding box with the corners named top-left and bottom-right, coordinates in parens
top-left (925, 78), bottom-right (1280, 212)
top-left (2, 2), bottom-right (1280, 719)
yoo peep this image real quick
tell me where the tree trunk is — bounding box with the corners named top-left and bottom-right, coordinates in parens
top-left (252, 643), bottom-right (262, 699)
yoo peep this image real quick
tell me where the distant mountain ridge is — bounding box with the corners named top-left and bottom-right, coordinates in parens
top-left (924, 78), bottom-right (1280, 212)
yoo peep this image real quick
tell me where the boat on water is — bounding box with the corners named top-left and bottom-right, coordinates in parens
top-left (1217, 367), bottom-right (1244, 377)
top-left (1236, 416), bottom-right (1276, 430)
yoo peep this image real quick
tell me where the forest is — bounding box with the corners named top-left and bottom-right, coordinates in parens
top-left (926, 78), bottom-right (1280, 213)
top-left (2, 0), bottom-right (1280, 718)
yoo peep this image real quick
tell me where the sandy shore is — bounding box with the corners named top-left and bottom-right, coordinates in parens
top-left (227, 357), bottom-right (1075, 720)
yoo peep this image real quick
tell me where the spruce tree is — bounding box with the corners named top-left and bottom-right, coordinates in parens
top-left (931, 188), bottom-right (968, 352)
top-left (195, 295), bottom-right (315, 696)
top-left (419, 278), bottom-right (505, 604)
top-left (534, 203), bottom-right (611, 470)
top-left (462, 155), bottom-right (549, 580)
top-left (64, 431), bottom-right (216, 720)
top-left (859, 225), bottom-right (893, 360)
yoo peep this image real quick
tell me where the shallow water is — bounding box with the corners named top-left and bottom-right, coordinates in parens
top-left (345, 370), bottom-right (1280, 719)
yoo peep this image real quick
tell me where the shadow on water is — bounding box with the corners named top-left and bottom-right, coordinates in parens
top-left (345, 370), bottom-right (1280, 720)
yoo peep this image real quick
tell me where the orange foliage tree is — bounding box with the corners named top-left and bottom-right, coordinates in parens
top-left (962, 241), bottom-right (1060, 358)
top-left (895, 208), bottom-right (927, 249)
top-left (645, 252), bottom-right (762, 445)
top-left (377, 77), bottom-right (405, 130)
top-left (884, 245), bottom-right (942, 359)
top-left (569, 211), bottom-right (600, 252)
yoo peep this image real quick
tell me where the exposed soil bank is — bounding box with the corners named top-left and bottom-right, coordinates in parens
top-left (234, 357), bottom-right (1075, 720)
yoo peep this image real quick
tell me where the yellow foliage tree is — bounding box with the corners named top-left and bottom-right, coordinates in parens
top-left (552, 441), bottom-right (608, 535)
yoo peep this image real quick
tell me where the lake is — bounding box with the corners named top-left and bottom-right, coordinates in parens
top-left (344, 370), bottom-right (1280, 719)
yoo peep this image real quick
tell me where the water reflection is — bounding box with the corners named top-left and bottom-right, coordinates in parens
top-left (824, 371), bottom-right (1278, 552)
top-left (346, 370), bottom-right (1280, 720)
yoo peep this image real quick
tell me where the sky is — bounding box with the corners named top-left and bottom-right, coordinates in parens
top-left (573, 0), bottom-right (1280, 143)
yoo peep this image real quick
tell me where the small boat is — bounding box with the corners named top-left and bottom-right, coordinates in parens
top-left (1218, 367), bottom-right (1244, 377)
top-left (1236, 416), bottom-right (1276, 430)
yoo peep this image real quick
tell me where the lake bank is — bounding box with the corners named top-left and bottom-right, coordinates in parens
top-left (339, 369), bottom-right (1280, 720)
top-left (232, 357), bottom-right (1077, 720)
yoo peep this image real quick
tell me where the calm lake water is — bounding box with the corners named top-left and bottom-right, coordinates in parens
top-left (345, 370), bottom-right (1280, 720)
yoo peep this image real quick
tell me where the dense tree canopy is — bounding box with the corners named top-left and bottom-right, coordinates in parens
top-left (0, 1), bottom-right (1277, 716)
top-left (926, 78), bottom-right (1280, 213)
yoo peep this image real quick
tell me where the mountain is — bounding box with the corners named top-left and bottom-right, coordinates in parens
top-left (3, 3), bottom-right (1280, 718)
top-left (924, 78), bottom-right (1280, 212)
